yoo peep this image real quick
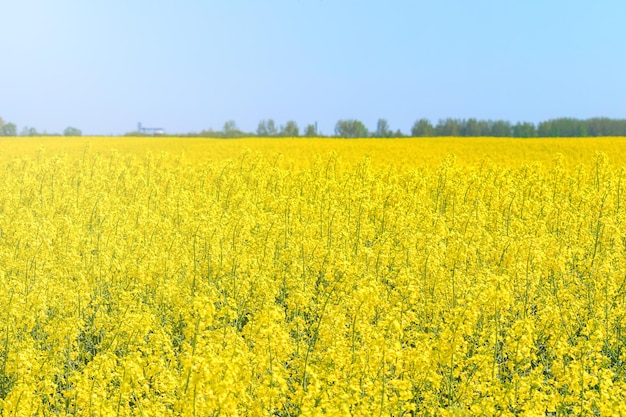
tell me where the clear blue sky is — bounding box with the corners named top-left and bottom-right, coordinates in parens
top-left (1, 0), bottom-right (625, 135)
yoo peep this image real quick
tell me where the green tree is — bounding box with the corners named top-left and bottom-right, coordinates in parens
top-left (539, 118), bottom-right (588, 137)
top-left (373, 118), bottom-right (393, 138)
top-left (197, 128), bottom-right (222, 138)
top-left (587, 118), bottom-right (606, 136)
top-left (537, 120), bottom-right (554, 136)
top-left (0, 122), bottom-right (17, 136)
top-left (304, 124), bottom-right (317, 137)
top-left (585, 117), bottom-right (626, 136)
top-left (257, 119), bottom-right (277, 136)
top-left (20, 126), bottom-right (38, 136)
top-left (411, 119), bottom-right (434, 136)
top-left (477, 120), bottom-right (491, 136)
top-left (267, 119), bottom-right (277, 136)
top-left (512, 122), bottom-right (536, 137)
top-left (280, 120), bottom-right (299, 137)
top-left (435, 118), bottom-right (460, 136)
top-left (490, 120), bottom-right (512, 137)
top-left (223, 120), bottom-right (244, 138)
top-left (256, 120), bottom-right (269, 136)
top-left (462, 118), bottom-right (482, 136)
top-left (63, 126), bottom-right (82, 136)
top-left (335, 119), bottom-right (368, 138)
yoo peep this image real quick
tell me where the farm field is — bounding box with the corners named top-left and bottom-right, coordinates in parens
top-left (1, 136), bottom-right (626, 415)
top-left (4, 136), bottom-right (626, 168)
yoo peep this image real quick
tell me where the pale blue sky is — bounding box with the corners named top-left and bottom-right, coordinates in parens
top-left (1, 0), bottom-right (625, 135)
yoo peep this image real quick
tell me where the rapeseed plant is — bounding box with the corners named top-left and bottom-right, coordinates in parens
top-left (0, 138), bottom-right (625, 415)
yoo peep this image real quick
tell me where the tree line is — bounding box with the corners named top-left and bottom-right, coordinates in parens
top-left (409, 117), bottom-right (626, 138)
top-left (3, 116), bottom-right (626, 138)
top-left (0, 117), bottom-right (81, 137)
top-left (143, 117), bottom-right (626, 138)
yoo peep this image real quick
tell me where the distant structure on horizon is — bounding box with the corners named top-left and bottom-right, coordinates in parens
top-left (138, 122), bottom-right (165, 136)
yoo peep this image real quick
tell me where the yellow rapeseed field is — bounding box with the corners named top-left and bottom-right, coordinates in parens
top-left (1, 136), bottom-right (626, 416)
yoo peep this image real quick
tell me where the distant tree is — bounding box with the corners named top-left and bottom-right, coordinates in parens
top-left (411, 119), bottom-right (434, 136)
top-left (476, 120), bottom-right (491, 136)
top-left (373, 118), bottom-right (393, 138)
top-left (538, 119), bottom-right (556, 137)
top-left (0, 122), bottom-right (17, 136)
top-left (573, 120), bottom-right (587, 136)
top-left (587, 118), bottom-right (607, 136)
top-left (585, 118), bottom-right (601, 136)
top-left (613, 119), bottom-right (626, 135)
top-left (20, 126), bottom-right (38, 136)
top-left (585, 117), bottom-right (626, 136)
top-left (267, 119), bottom-right (278, 136)
top-left (198, 128), bottom-right (223, 138)
top-left (572, 119), bottom-right (585, 136)
top-left (223, 120), bottom-right (237, 133)
top-left (280, 120), bottom-right (299, 137)
top-left (490, 120), bottom-right (512, 137)
top-left (538, 118), bottom-right (574, 137)
top-left (584, 117), bottom-right (626, 136)
top-left (542, 118), bottom-right (587, 137)
top-left (512, 122), bottom-right (536, 137)
top-left (435, 119), bottom-right (460, 136)
top-left (257, 119), bottom-right (277, 136)
top-left (335, 119), bottom-right (368, 138)
top-left (257, 120), bottom-right (269, 136)
top-left (63, 126), bottom-right (82, 136)
top-left (304, 124), bottom-right (317, 137)
top-left (223, 120), bottom-right (245, 138)
top-left (462, 118), bottom-right (482, 136)
top-left (191, 116), bottom-right (626, 139)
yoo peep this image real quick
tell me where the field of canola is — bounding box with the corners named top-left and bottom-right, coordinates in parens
top-left (2, 137), bottom-right (626, 416)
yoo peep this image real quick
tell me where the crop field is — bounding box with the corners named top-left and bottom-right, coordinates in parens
top-left (2, 136), bottom-right (626, 416)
